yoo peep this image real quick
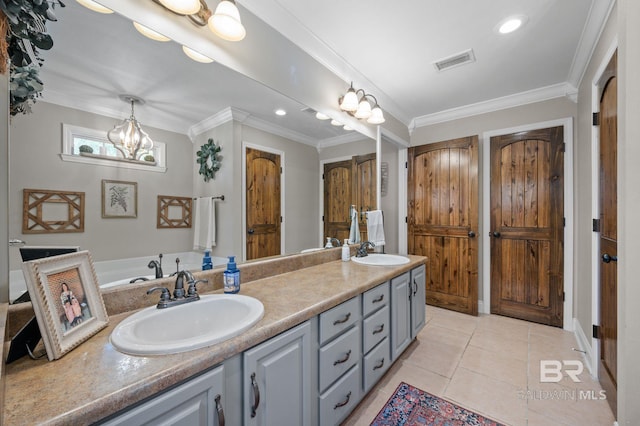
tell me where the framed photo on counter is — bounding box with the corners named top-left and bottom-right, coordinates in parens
top-left (21, 250), bottom-right (109, 360)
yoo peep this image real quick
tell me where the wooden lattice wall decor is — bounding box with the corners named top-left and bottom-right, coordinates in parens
top-left (157, 196), bottom-right (193, 228)
top-left (23, 189), bottom-right (85, 234)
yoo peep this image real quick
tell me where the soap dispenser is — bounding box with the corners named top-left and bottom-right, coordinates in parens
top-left (342, 239), bottom-right (350, 262)
top-left (224, 256), bottom-right (240, 293)
top-left (202, 250), bottom-right (213, 270)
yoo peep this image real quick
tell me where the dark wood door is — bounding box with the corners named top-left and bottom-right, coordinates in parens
top-left (598, 51), bottom-right (617, 416)
top-left (408, 136), bottom-right (479, 315)
top-left (323, 160), bottom-right (353, 243)
top-left (246, 147), bottom-right (281, 260)
top-left (489, 127), bottom-right (564, 326)
top-left (353, 153), bottom-right (376, 242)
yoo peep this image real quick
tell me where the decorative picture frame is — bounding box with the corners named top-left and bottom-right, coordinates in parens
top-left (21, 251), bottom-right (109, 360)
top-left (157, 195), bottom-right (193, 228)
top-left (22, 188), bottom-right (85, 234)
top-left (102, 180), bottom-right (137, 218)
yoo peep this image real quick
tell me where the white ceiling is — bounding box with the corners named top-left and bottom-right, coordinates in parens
top-left (38, 0), bottom-right (613, 144)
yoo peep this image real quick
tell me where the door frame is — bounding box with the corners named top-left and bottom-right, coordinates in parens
top-left (589, 40), bottom-right (618, 377)
top-left (241, 141), bottom-right (286, 261)
top-left (481, 117), bottom-right (574, 329)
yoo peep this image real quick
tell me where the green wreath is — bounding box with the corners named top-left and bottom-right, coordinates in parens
top-left (196, 138), bottom-right (222, 182)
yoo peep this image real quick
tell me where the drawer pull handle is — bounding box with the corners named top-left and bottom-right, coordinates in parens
top-left (372, 294), bottom-right (384, 303)
top-left (214, 394), bottom-right (225, 426)
top-left (250, 373), bottom-right (260, 418)
top-left (333, 349), bottom-right (352, 366)
top-left (373, 359), bottom-right (385, 370)
top-left (373, 324), bottom-right (385, 335)
top-left (333, 312), bottom-right (351, 325)
top-left (334, 391), bottom-right (352, 409)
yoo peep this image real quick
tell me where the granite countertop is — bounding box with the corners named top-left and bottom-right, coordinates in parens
top-left (3, 255), bottom-right (426, 425)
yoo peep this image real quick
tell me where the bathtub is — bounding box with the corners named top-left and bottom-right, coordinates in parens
top-left (9, 251), bottom-right (227, 303)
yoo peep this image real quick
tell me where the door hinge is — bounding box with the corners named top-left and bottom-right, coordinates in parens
top-left (322, 215), bottom-right (324, 222)
top-left (280, 216), bottom-right (283, 223)
top-left (593, 112), bottom-right (600, 126)
top-left (280, 167), bottom-right (283, 174)
top-left (593, 324), bottom-right (601, 339)
top-left (405, 216), bottom-right (408, 223)
top-left (563, 217), bottom-right (566, 227)
top-left (405, 161), bottom-right (408, 169)
top-left (562, 292), bottom-right (565, 302)
top-left (561, 143), bottom-right (566, 153)
top-left (593, 218), bottom-right (601, 232)
top-left (322, 173), bottom-right (324, 180)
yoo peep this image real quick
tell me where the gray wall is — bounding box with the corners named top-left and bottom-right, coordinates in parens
top-left (9, 101), bottom-right (194, 270)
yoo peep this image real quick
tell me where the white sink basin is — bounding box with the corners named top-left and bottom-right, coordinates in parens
top-left (351, 254), bottom-right (410, 266)
top-left (110, 294), bottom-right (264, 356)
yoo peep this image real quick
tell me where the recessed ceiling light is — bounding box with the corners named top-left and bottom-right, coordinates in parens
top-left (315, 112), bottom-right (330, 120)
top-left (275, 109), bottom-right (286, 116)
top-left (497, 15), bottom-right (528, 34)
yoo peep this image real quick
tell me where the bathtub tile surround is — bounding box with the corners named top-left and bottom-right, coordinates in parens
top-left (3, 245), bottom-right (402, 424)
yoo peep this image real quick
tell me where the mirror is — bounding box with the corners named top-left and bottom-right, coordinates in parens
top-left (7, 2), bottom-right (379, 301)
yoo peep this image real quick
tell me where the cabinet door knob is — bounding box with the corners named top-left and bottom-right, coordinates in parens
top-left (468, 231), bottom-right (476, 238)
top-left (250, 373), bottom-right (260, 418)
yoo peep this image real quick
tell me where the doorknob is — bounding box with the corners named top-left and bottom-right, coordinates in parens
top-left (468, 231), bottom-right (476, 238)
top-left (492, 231), bottom-right (501, 238)
top-left (602, 253), bottom-right (617, 263)
top-left (248, 228), bottom-right (255, 234)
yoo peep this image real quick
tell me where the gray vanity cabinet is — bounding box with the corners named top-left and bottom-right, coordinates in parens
top-left (390, 265), bottom-right (427, 361)
top-left (100, 361), bottom-right (231, 426)
top-left (243, 321), bottom-right (312, 426)
top-left (361, 282), bottom-right (391, 393)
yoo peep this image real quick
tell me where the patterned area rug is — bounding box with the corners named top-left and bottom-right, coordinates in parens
top-left (371, 382), bottom-right (505, 426)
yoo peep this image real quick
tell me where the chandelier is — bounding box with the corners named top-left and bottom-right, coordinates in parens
top-left (107, 95), bottom-right (154, 160)
top-left (338, 83), bottom-right (385, 125)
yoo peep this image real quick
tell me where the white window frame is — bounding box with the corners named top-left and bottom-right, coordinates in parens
top-left (60, 123), bottom-right (167, 172)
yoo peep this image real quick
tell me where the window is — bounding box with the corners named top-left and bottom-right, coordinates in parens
top-left (61, 124), bottom-right (167, 172)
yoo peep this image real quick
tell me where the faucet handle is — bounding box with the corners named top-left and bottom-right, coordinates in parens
top-left (187, 279), bottom-right (208, 296)
top-left (147, 287), bottom-right (171, 308)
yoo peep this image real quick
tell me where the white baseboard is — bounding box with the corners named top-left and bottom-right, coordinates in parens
top-left (573, 317), bottom-right (595, 377)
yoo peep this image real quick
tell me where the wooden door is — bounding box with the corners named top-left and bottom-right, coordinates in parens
top-left (323, 160), bottom-right (352, 243)
top-left (246, 147), bottom-right (281, 260)
top-left (597, 51), bottom-right (617, 416)
top-left (353, 153), bottom-right (376, 242)
top-left (408, 136), bottom-right (479, 315)
top-left (489, 127), bottom-right (564, 326)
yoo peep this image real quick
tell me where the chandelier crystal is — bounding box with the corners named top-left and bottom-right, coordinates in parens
top-left (107, 96), bottom-right (154, 160)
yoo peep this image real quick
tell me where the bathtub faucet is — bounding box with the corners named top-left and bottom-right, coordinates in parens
top-left (147, 253), bottom-right (163, 279)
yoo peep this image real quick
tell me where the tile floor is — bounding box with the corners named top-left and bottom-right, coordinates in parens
top-left (343, 306), bottom-right (615, 426)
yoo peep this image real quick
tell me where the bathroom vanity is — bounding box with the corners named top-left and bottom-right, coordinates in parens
top-left (2, 250), bottom-right (426, 425)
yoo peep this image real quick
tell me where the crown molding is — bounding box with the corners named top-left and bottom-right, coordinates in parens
top-left (567, 0), bottom-right (616, 88)
top-left (409, 83), bottom-right (578, 131)
top-left (316, 132), bottom-right (370, 152)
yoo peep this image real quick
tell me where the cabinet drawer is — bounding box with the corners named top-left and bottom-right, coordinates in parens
top-left (363, 337), bottom-right (391, 393)
top-left (319, 296), bottom-right (360, 345)
top-left (319, 364), bottom-right (361, 426)
top-left (362, 305), bottom-right (389, 354)
top-left (362, 281), bottom-right (389, 317)
top-left (319, 324), bottom-right (361, 393)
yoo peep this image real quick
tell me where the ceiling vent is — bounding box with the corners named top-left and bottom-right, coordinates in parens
top-left (433, 49), bottom-right (476, 72)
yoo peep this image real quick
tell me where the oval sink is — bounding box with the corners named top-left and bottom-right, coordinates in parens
top-left (110, 294), bottom-right (264, 356)
top-left (351, 254), bottom-right (410, 266)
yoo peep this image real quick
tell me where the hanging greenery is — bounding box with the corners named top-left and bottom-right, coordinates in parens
top-left (196, 138), bottom-right (223, 182)
top-left (0, 0), bottom-right (64, 115)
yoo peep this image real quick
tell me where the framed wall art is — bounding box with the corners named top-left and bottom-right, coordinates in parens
top-left (102, 179), bottom-right (137, 218)
top-left (157, 195), bottom-right (193, 228)
top-left (22, 188), bottom-right (85, 234)
top-left (21, 250), bottom-right (109, 360)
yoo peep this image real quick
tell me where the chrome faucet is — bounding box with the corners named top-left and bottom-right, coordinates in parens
top-left (356, 241), bottom-right (375, 257)
top-left (147, 253), bottom-right (163, 279)
top-left (147, 270), bottom-right (208, 309)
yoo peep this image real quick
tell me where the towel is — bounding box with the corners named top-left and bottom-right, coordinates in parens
top-left (348, 206), bottom-right (360, 244)
top-left (366, 210), bottom-right (385, 246)
top-left (193, 197), bottom-right (216, 250)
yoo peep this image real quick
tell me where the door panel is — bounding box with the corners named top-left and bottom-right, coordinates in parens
top-left (353, 153), bottom-right (376, 241)
top-left (408, 136), bottom-right (478, 315)
top-left (598, 51), bottom-right (617, 416)
top-left (246, 148), bottom-right (281, 260)
top-left (490, 127), bottom-right (563, 326)
top-left (323, 160), bottom-right (352, 243)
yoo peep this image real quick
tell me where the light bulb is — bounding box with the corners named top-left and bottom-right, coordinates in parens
top-left (158, 0), bottom-right (201, 15)
top-left (208, 0), bottom-right (246, 41)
